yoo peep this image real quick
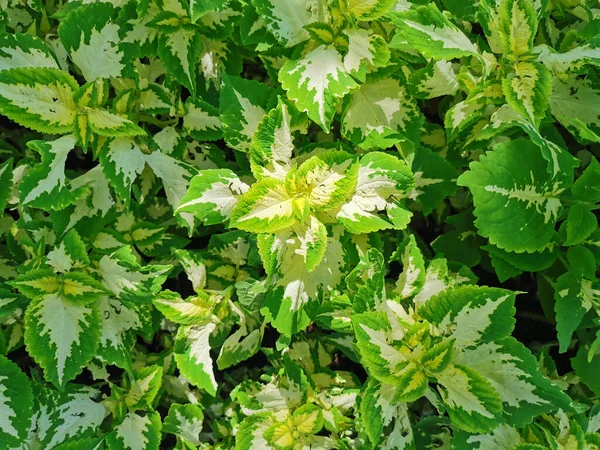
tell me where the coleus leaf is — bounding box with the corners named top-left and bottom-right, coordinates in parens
top-left (250, 98), bottom-right (295, 180)
top-left (361, 379), bottom-right (415, 448)
top-left (290, 150), bottom-right (358, 212)
top-left (502, 61), bottom-right (552, 126)
top-left (453, 337), bottom-right (574, 427)
top-left (341, 76), bottom-right (423, 149)
top-left (106, 411), bottom-right (161, 450)
top-left (157, 27), bottom-right (201, 95)
top-left (24, 293), bottom-right (101, 388)
top-left (30, 385), bottom-right (106, 449)
top-left (99, 137), bottom-right (147, 205)
top-left (259, 235), bottom-right (346, 336)
top-left (343, 29), bottom-right (390, 82)
top-left (177, 169), bottom-right (249, 225)
top-left (162, 403), bottom-right (204, 447)
top-left (279, 44), bottom-right (358, 131)
top-left (59, 3), bottom-right (131, 82)
top-left (0, 355), bottom-right (34, 447)
top-left (343, 0), bottom-right (397, 21)
top-left (19, 135), bottom-right (80, 210)
top-left (389, 4), bottom-right (480, 61)
top-left (182, 97), bottom-right (222, 141)
top-left (0, 68), bottom-right (78, 134)
top-left (457, 139), bottom-right (575, 253)
top-left (0, 157), bottom-right (13, 212)
top-left (230, 178), bottom-right (296, 233)
top-left (0, 33), bottom-right (59, 71)
top-left (498, 0), bottom-right (537, 61)
top-left (336, 152), bottom-right (413, 234)
top-left (220, 73), bottom-right (275, 152)
top-left (554, 269), bottom-right (600, 353)
top-left (549, 75), bottom-right (600, 144)
top-left (251, 0), bottom-right (325, 47)
top-left (174, 322), bottom-right (218, 396)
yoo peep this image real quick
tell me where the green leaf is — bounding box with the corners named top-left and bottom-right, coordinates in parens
top-left (571, 158), bottom-right (600, 204)
top-left (572, 346), bottom-right (600, 397)
top-left (230, 178), bottom-right (296, 233)
top-left (154, 290), bottom-right (214, 325)
top-left (189, 0), bottom-right (226, 23)
top-left (389, 4), bottom-right (480, 61)
top-left (0, 67), bottom-right (78, 134)
top-left (554, 269), bottom-right (599, 353)
top-left (24, 293), bottom-right (101, 388)
top-left (409, 146), bottom-right (457, 215)
top-left (453, 424), bottom-right (522, 449)
top-left (59, 3), bottom-right (130, 82)
top-left (174, 323), bottom-right (218, 396)
top-left (457, 139), bottom-right (574, 253)
top-left (502, 61), bottom-right (551, 126)
top-left (279, 44), bottom-right (358, 131)
top-left (106, 411), bottom-right (161, 450)
top-left (565, 204), bottom-right (597, 246)
top-left (341, 77), bottom-right (423, 149)
top-left (0, 355), bottom-right (34, 447)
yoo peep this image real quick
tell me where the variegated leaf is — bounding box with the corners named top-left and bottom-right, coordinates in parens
top-left (499, 0), bottom-right (537, 60)
top-left (106, 411), bottom-right (161, 450)
top-left (251, 0), bottom-right (326, 47)
top-left (0, 355), bottom-right (33, 447)
top-left (341, 77), bottom-right (422, 149)
top-left (24, 294), bottom-right (101, 388)
top-left (220, 73), bottom-right (275, 152)
top-left (336, 152), bottom-right (413, 234)
top-left (0, 33), bottom-right (58, 72)
top-left (0, 68), bottom-right (78, 134)
top-left (457, 139), bottom-right (574, 253)
top-left (279, 44), bottom-right (358, 131)
top-left (19, 135), bottom-right (78, 210)
top-left (59, 3), bottom-right (130, 81)
top-left (502, 61), bottom-right (551, 126)
top-left (99, 137), bottom-right (146, 204)
top-left (162, 403), bottom-right (204, 447)
top-left (158, 28), bottom-right (201, 95)
top-left (230, 178), bottom-right (296, 233)
top-left (174, 323), bottom-right (218, 396)
top-left (177, 169), bottom-right (249, 225)
top-left (389, 4), bottom-right (480, 61)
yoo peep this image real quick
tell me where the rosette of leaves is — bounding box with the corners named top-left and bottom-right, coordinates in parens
top-left (178, 98), bottom-right (416, 336)
top-left (349, 243), bottom-right (573, 447)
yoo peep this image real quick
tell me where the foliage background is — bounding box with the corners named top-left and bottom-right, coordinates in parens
top-left (0, 0), bottom-right (599, 449)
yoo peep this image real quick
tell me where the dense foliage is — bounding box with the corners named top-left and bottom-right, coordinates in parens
top-left (0, 0), bottom-right (599, 449)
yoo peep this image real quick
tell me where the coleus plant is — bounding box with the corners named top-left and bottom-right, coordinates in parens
top-left (0, 0), bottom-right (599, 449)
